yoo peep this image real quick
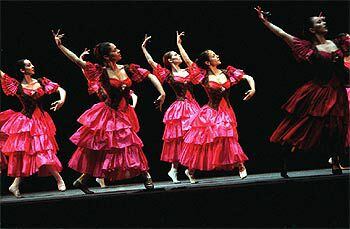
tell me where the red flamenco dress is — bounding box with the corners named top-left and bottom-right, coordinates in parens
top-left (343, 60), bottom-right (350, 148)
top-left (270, 36), bottom-right (349, 155)
top-left (180, 66), bottom-right (249, 171)
top-left (68, 62), bottom-right (151, 181)
top-left (152, 64), bottom-right (201, 163)
top-left (336, 34), bottom-right (350, 149)
top-left (0, 75), bottom-right (63, 177)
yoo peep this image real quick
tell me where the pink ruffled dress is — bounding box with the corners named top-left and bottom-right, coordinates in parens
top-left (179, 65), bottom-right (249, 171)
top-left (152, 64), bottom-right (201, 163)
top-left (0, 75), bottom-right (63, 177)
top-left (270, 35), bottom-right (349, 153)
top-left (68, 62), bottom-right (150, 181)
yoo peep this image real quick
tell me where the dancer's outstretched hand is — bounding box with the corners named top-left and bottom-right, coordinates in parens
top-left (243, 89), bottom-right (255, 101)
top-left (154, 94), bottom-right (165, 111)
top-left (176, 31), bottom-right (185, 45)
top-left (50, 99), bottom-right (64, 111)
top-left (52, 29), bottom-right (65, 46)
top-left (79, 48), bottom-right (90, 60)
top-left (254, 6), bottom-right (270, 22)
top-left (142, 34), bottom-right (152, 48)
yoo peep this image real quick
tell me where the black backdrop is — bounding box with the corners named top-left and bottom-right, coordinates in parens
top-left (1, 1), bottom-right (349, 194)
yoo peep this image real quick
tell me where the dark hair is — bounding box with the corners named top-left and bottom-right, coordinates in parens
top-left (302, 16), bottom-right (317, 41)
top-left (93, 42), bottom-right (112, 65)
top-left (15, 59), bottom-right (27, 78)
top-left (195, 50), bottom-right (210, 70)
top-left (162, 51), bottom-right (174, 70)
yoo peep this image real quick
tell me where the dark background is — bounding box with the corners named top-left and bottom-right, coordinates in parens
top-left (1, 1), bottom-right (349, 194)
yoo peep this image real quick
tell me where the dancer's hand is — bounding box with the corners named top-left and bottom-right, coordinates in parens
top-left (50, 99), bottom-right (65, 111)
top-left (79, 48), bottom-right (90, 60)
top-left (52, 29), bottom-right (65, 46)
top-left (142, 34), bottom-right (152, 48)
top-left (254, 6), bottom-right (270, 22)
top-left (243, 89), bottom-right (255, 101)
top-left (176, 31), bottom-right (185, 45)
top-left (154, 94), bottom-right (165, 111)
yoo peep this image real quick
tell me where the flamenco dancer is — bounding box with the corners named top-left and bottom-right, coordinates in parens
top-left (328, 33), bottom-right (350, 169)
top-left (0, 59), bottom-right (67, 198)
top-left (52, 30), bottom-right (166, 193)
top-left (255, 7), bottom-right (349, 177)
top-left (79, 49), bottom-right (141, 188)
top-left (178, 35), bottom-right (256, 182)
top-left (141, 32), bottom-right (202, 183)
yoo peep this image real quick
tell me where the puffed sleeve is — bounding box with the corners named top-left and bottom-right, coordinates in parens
top-left (187, 62), bottom-right (207, 84)
top-left (40, 77), bottom-right (60, 94)
top-left (152, 64), bottom-right (170, 84)
top-left (288, 37), bottom-right (315, 63)
top-left (334, 33), bottom-right (350, 57)
top-left (226, 66), bottom-right (245, 85)
top-left (125, 64), bottom-right (150, 83)
top-left (82, 61), bottom-right (103, 94)
top-left (1, 74), bottom-right (20, 96)
top-left (188, 63), bottom-right (206, 85)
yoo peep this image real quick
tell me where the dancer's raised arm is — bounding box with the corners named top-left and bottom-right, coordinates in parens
top-left (254, 6), bottom-right (295, 46)
top-left (52, 29), bottom-right (87, 69)
top-left (141, 35), bottom-right (158, 69)
top-left (176, 31), bottom-right (193, 67)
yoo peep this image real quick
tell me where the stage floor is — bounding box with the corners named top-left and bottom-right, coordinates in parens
top-left (1, 168), bottom-right (349, 205)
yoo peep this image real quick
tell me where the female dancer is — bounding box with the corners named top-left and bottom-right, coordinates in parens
top-left (178, 35), bottom-right (256, 182)
top-left (79, 49), bottom-right (140, 188)
top-left (52, 30), bottom-right (166, 193)
top-left (141, 32), bottom-right (201, 183)
top-left (0, 59), bottom-right (67, 198)
top-left (329, 33), bottom-right (350, 169)
top-left (255, 7), bottom-right (349, 176)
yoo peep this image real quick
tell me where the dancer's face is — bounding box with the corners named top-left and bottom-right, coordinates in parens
top-left (169, 51), bottom-right (183, 65)
top-left (310, 16), bottom-right (328, 35)
top-left (206, 50), bottom-right (221, 67)
top-left (21, 59), bottom-right (35, 76)
top-left (106, 43), bottom-right (122, 62)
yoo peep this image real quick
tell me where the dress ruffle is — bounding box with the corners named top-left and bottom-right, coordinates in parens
top-left (160, 98), bottom-right (200, 163)
top-left (282, 81), bottom-right (342, 117)
top-left (1, 109), bottom-right (57, 154)
top-left (271, 81), bottom-right (348, 150)
top-left (183, 101), bottom-right (238, 144)
top-left (7, 150), bottom-right (62, 177)
top-left (70, 102), bottom-right (143, 150)
top-left (179, 99), bottom-right (248, 171)
top-left (68, 102), bottom-right (149, 180)
top-left (180, 137), bottom-right (248, 171)
top-left (68, 146), bottom-right (149, 180)
top-left (0, 108), bottom-right (62, 177)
